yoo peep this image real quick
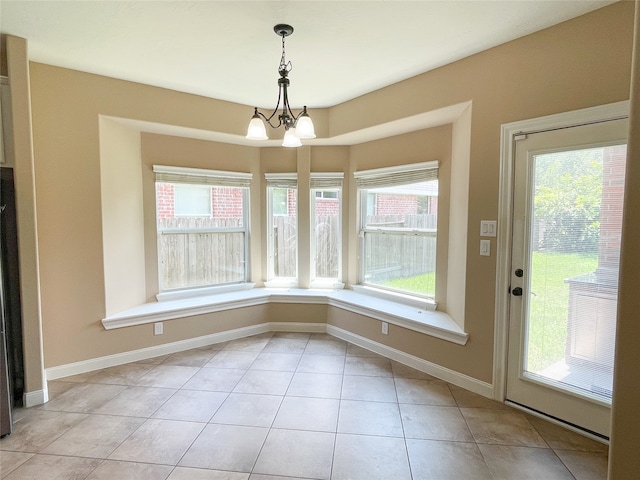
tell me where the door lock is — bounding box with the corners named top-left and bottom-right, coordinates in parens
top-left (512, 287), bottom-right (523, 296)
top-left (515, 269), bottom-right (524, 277)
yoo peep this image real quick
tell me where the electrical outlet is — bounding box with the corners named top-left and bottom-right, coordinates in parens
top-left (381, 321), bottom-right (389, 335)
top-left (154, 322), bottom-right (163, 335)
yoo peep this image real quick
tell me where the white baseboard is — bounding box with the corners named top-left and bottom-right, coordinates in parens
top-left (327, 325), bottom-right (494, 399)
top-left (44, 320), bottom-right (493, 402)
top-left (23, 387), bottom-right (48, 408)
top-left (46, 322), bottom-right (327, 381)
top-left (268, 322), bottom-right (326, 333)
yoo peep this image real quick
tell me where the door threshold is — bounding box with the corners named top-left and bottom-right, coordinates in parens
top-left (506, 400), bottom-right (610, 445)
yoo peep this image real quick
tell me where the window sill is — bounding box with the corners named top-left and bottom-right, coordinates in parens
top-left (156, 283), bottom-right (255, 302)
top-left (101, 288), bottom-right (468, 345)
top-left (351, 284), bottom-right (436, 311)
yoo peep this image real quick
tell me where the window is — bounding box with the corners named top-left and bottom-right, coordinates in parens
top-left (153, 165), bottom-right (252, 292)
top-left (311, 173), bottom-right (343, 284)
top-left (266, 173), bottom-right (297, 284)
top-left (174, 184), bottom-right (211, 217)
top-left (355, 162), bottom-right (438, 299)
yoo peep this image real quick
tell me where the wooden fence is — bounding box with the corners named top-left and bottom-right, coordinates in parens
top-left (364, 214), bottom-right (437, 283)
top-left (158, 217), bottom-right (245, 290)
top-left (158, 214), bottom-right (436, 289)
top-left (271, 215), bottom-right (341, 278)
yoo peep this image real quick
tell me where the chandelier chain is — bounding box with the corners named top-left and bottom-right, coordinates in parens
top-left (279, 34), bottom-right (292, 74)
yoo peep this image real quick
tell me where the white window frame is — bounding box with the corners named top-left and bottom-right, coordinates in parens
top-left (153, 165), bottom-right (252, 295)
top-left (265, 173), bottom-right (298, 287)
top-left (310, 172), bottom-right (344, 288)
top-left (354, 161), bottom-right (438, 304)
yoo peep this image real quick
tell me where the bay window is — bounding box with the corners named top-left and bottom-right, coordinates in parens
top-left (266, 173), bottom-right (298, 285)
top-left (153, 165), bottom-right (251, 292)
top-left (310, 173), bottom-right (343, 286)
top-left (355, 162), bottom-right (438, 299)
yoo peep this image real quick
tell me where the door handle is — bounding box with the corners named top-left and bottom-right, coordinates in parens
top-left (512, 287), bottom-right (523, 296)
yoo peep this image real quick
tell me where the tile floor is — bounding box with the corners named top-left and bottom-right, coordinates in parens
top-left (0, 332), bottom-right (609, 479)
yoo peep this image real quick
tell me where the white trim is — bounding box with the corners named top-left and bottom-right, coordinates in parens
top-left (264, 172), bottom-right (297, 181)
top-left (23, 388), bottom-right (48, 408)
top-left (153, 164), bottom-right (252, 180)
top-left (353, 160), bottom-right (438, 179)
top-left (156, 282), bottom-right (255, 302)
top-left (506, 401), bottom-right (609, 445)
top-left (268, 322), bottom-right (327, 333)
top-left (327, 325), bottom-right (491, 398)
top-left (328, 291), bottom-right (467, 345)
top-left (101, 288), bottom-right (468, 345)
top-left (351, 284), bottom-right (436, 311)
top-left (310, 279), bottom-right (345, 290)
top-left (45, 321), bottom-right (484, 401)
top-left (264, 278), bottom-right (299, 289)
top-left (47, 324), bottom-right (268, 380)
top-left (46, 322), bottom-right (328, 381)
top-left (494, 100), bottom-right (631, 402)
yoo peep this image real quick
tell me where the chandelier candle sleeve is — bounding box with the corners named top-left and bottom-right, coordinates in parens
top-left (245, 24), bottom-right (316, 147)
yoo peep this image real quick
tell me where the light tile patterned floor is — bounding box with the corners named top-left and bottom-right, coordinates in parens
top-left (0, 332), bottom-right (609, 479)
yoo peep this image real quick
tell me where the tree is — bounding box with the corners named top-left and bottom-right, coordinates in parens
top-left (533, 149), bottom-right (603, 254)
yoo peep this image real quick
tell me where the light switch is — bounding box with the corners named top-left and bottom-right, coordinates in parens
top-left (480, 239), bottom-right (491, 256)
top-left (480, 220), bottom-right (497, 237)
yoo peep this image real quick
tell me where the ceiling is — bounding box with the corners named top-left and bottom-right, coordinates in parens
top-left (0, 1), bottom-right (616, 110)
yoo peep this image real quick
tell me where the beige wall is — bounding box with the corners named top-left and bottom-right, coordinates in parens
top-left (21, 1), bottom-right (635, 386)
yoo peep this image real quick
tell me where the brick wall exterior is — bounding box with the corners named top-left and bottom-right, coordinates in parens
top-left (287, 189), bottom-right (297, 216)
top-left (156, 183), bottom-right (243, 219)
top-left (375, 194), bottom-right (418, 215)
top-left (598, 145), bottom-right (627, 271)
top-left (315, 198), bottom-right (339, 216)
top-left (156, 183), bottom-right (175, 219)
top-left (212, 187), bottom-right (244, 218)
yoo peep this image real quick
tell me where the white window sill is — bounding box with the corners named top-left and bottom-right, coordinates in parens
top-left (264, 278), bottom-right (299, 288)
top-left (156, 283), bottom-right (255, 302)
top-left (101, 288), bottom-right (468, 345)
top-left (351, 284), bottom-right (436, 311)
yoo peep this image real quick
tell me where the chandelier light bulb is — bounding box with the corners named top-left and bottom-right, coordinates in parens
top-left (295, 106), bottom-right (316, 139)
top-left (246, 109), bottom-right (268, 140)
top-left (282, 128), bottom-right (302, 148)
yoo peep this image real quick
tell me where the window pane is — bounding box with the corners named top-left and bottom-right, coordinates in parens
top-left (361, 179), bottom-right (438, 297)
top-left (272, 188), bottom-right (288, 216)
top-left (363, 232), bottom-right (436, 296)
top-left (525, 144), bottom-right (626, 399)
top-left (174, 184), bottom-right (211, 217)
top-left (159, 231), bottom-right (245, 289)
top-left (313, 188), bottom-right (340, 279)
top-left (270, 187), bottom-right (297, 278)
top-left (364, 180), bottom-right (438, 228)
top-left (156, 182), bottom-right (248, 290)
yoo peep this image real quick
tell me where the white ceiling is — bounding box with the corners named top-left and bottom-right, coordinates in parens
top-left (1, 0), bottom-right (616, 110)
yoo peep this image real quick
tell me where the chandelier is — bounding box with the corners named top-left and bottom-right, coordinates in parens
top-left (245, 24), bottom-right (316, 147)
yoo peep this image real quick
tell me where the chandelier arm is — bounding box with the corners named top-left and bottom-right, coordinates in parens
top-left (281, 84), bottom-right (297, 128)
top-left (257, 85), bottom-right (285, 129)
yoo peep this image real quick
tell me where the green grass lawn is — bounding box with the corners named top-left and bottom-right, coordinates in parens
top-left (527, 251), bottom-right (597, 373)
top-left (384, 272), bottom-right (435, 297)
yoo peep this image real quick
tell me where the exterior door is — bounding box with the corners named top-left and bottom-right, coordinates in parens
top-left (506, 118), bottom-right (627, 438)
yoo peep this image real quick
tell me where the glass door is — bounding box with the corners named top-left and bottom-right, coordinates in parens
top-left (506, 118), bottom-right (627, 438)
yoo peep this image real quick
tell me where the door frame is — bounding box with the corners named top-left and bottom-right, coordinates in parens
top-left (493, 100), bottom-right (630, 407)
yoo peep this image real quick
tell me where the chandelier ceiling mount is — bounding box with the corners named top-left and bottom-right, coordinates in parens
top-left (246, 24), bottom-right (316, 147)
